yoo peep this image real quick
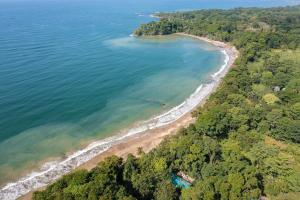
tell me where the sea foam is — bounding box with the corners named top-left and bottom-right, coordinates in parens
top-left (212, 50), bottom-right (229, 79)
top-left (0, 46), bottom-right (231, 200)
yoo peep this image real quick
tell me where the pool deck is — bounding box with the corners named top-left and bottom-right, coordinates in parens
top-left (177, 171), bottom-right (195, 184)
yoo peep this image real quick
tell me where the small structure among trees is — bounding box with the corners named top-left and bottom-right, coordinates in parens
top-left (176, 171), bottom-right (195, 184)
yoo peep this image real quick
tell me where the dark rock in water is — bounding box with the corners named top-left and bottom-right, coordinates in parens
top-left (143, 98), bottom-right (166, 106)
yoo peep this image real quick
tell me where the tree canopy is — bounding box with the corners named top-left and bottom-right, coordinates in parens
top-left (34, 5), bottom-right (300, 200)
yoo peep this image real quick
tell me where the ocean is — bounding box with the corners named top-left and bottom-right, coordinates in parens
top-left (0, 0), bottom-right (296, 198)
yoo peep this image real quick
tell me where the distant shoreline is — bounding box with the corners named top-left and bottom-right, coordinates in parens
top-left (3, 34), bottom-right (238, 200)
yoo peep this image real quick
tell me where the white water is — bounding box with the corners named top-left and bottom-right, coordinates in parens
top-left (212, 50), bottom-right (229, 78)
top-left (0, 46), bottom-right (231, 200)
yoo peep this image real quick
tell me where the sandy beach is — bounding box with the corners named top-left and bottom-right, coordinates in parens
top-left (79, 33), bottom-right (239, 170)
top-left (15, 33), bottom-right (238, 200)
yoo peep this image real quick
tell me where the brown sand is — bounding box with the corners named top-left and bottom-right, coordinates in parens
top-left (19, 34), bottom-right (238, 200)
top-left (19, 112), bottom-right (195, 200)
top-left (78, 33), bottom-right (239, 171)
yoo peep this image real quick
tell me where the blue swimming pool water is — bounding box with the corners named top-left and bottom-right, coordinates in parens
top-left (172, 174), bottom-right (191, 188)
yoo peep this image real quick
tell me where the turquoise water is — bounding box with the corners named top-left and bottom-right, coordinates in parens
top-left (172, 174), bottom-right (191, 188)
top-left (0, 0), bottom-right (296, 192)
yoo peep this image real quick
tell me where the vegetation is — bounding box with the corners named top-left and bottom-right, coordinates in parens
top-left (33, 5), bottom-right (300, 200)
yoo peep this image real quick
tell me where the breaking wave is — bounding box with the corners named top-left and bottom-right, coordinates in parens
top-left (0, 45), bottom-right (231, 200)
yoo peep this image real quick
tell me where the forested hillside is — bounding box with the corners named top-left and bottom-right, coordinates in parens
top-left (33, 6), bottom-right (300, 200)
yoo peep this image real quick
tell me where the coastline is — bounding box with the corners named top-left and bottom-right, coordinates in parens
top-left (2, 34), bottom-right (238, 200)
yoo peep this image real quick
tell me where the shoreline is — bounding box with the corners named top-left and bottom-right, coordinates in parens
top-left (1, 33), bottom-right (238, 200)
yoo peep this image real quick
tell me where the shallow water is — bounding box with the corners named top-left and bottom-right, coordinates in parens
top-left (0, 0), bottom-right (296, 197)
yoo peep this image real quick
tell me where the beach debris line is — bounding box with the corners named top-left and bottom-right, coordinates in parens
top-left (0, 35), bottom-right (238, 200)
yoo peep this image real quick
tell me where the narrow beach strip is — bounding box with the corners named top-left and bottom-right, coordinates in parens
top-left (0, 33), bottom-right (238, 200)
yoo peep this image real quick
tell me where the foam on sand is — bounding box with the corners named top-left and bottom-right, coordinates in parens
top-left (212, 50), bottom-right (229, 79)
top-left (0, 35), bottom-right (237, 200)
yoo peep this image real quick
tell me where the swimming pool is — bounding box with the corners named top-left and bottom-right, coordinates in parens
top-left (172, 174), bottom-right (191, 188)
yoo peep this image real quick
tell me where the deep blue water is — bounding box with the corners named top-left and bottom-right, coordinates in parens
top-left (0, 0), bottom-right (296, 186)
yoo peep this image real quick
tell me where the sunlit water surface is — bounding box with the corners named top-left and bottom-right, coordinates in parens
top-left (0, 0), bottom-right (296, 187)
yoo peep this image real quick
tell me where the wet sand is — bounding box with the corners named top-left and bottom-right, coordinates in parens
top-left (78, 32), bottom-right (239, 170)
top-left (19, 34), bottom-right (238, 200)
